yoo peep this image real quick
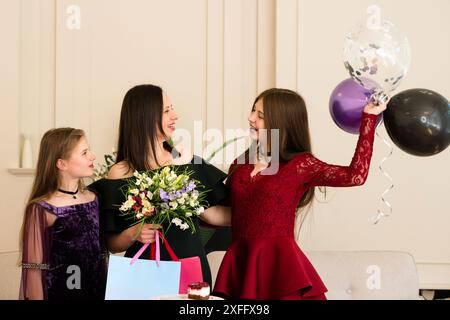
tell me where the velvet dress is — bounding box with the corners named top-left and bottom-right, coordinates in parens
top-left (19, 198), bottom-right (107, 300)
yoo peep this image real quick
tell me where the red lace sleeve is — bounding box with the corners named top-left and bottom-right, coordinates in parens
top-left (19, 203), bottom-right (51, 300)
top-left (297, 112), bottom-right (378, 187)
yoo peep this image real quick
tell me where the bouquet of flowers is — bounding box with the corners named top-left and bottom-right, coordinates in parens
top-left (118, 166), bottom-right (208, 234)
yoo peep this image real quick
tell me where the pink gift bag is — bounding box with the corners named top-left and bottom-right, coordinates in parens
top-left (148, 230), bottom-right (203, 294)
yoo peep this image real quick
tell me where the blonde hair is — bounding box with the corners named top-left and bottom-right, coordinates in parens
top-left (19, 128), bottom-right (86, 263)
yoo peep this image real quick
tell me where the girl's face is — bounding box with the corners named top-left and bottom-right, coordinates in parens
top-left (57, 136), bottom-right (96, 178)
top-left (160, 92), bottom-right (178, 140)
top-left (248, 98), bottom-right (266, 141)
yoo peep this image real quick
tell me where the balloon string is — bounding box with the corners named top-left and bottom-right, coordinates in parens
top-left (373, 123), bottom-right (394, 224)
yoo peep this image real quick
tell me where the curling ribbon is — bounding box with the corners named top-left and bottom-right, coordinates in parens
top-left (373, 121), bottom-right (394, 224)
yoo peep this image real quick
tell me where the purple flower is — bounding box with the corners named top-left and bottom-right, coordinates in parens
top-left (185, 182), bottom-right (196, 192)
top-left (159, 189), bottom-right (170, 202)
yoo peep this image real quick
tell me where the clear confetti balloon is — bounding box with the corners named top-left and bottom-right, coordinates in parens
top-left (343, 19), bottom-right (412, 104)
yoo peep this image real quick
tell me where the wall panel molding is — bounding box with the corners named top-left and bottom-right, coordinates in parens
top-left (275, 0), bottom-right (298, 89)
top-left (19, 0), bottom-right (56, 164)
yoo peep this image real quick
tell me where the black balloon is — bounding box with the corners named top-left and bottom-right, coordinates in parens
top-left (384, 88), bottom-right (450, 156)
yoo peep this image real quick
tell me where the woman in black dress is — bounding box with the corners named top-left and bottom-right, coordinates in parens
top-left (89, 84), bottom-right (231, 286)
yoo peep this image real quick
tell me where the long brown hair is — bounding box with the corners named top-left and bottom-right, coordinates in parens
top-left (116, 84), bottom-right (173, 172)
top-left (232, 88), bottom-right (317, 224)
top-left (259, 88), bottom-right (315, 209)
top-left (19, 128), bottom-right (86, 262)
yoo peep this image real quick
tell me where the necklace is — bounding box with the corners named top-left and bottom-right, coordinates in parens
top-left (257, 143), bottom-right (271, 164)
top-left (257, 150), bottom-right (271, 164)
top-left (58, 188), bottom-right (79, 199)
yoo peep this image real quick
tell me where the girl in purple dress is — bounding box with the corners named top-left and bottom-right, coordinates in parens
top-left (19, 128), bottom-right (106, 300)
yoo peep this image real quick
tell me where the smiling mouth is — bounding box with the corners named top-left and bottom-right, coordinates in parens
top-left (168, 124), bottom-right (176, 130)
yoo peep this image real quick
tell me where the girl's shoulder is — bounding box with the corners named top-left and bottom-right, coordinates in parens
top-left (26, 201), bottom-right (51, 214)
top-left (288, 151), bottom-right (314, 163)
top-left (39, 191), bottom-right (98, 210)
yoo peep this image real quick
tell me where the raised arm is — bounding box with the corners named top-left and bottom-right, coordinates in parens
top-left (301, 105), bottom-right (383, 188)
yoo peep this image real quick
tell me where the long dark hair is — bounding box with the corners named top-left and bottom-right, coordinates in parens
top-left (259, 88), bottom-right (312, 162)
top-left (116, 84), bottom-right (173, 172)
top-left (232, 88), bottom-right (316, 212)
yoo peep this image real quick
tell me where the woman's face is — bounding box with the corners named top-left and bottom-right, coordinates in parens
top-left (58, 136), bottom-right (96, 178)
top-left (160, 92), bottom-right (178, 140)
top-left (248, 98), bottom-right (266, 141)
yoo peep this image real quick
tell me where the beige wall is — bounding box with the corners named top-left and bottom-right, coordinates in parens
top-left (0, 0), bottom-right (448, 295)
top-left (0, 0), bottom-right (276, 297)
top-left (277, 0), bottom-right (450, 289)
top-left (54, 0), bottom-right (276, 166)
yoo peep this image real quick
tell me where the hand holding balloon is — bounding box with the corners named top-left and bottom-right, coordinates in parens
top-left (363, 101), bottom-right (388, 115)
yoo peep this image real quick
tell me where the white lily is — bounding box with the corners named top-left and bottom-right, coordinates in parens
top-left (189, 199), bottom-right (198, 207)
top-left (180, 223), bottom-right (189, 230)
top-left (169, 201), bottom-right (178, 209)
top-left (172, 218), bottom-right (182, 226)
top-left (119, 196), bottom-right (136, 211)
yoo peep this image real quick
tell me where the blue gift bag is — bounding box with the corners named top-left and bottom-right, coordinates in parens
top-left (105, 254), bottom-right (181, 300)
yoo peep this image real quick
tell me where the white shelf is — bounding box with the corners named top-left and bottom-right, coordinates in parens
top-left (7, 168), bottom-right (36, 176)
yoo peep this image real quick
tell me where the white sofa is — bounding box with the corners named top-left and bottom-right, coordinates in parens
top-left (1, 250), bottom-right (423, 300)
top-left (206, 250), bottom-right (423, 300)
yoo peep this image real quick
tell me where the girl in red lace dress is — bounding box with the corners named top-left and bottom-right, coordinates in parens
top-left (212, 88), bottom-right (386, 300)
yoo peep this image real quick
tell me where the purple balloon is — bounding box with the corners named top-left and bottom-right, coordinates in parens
top-left (329, 78), bottom-right (382, 134)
